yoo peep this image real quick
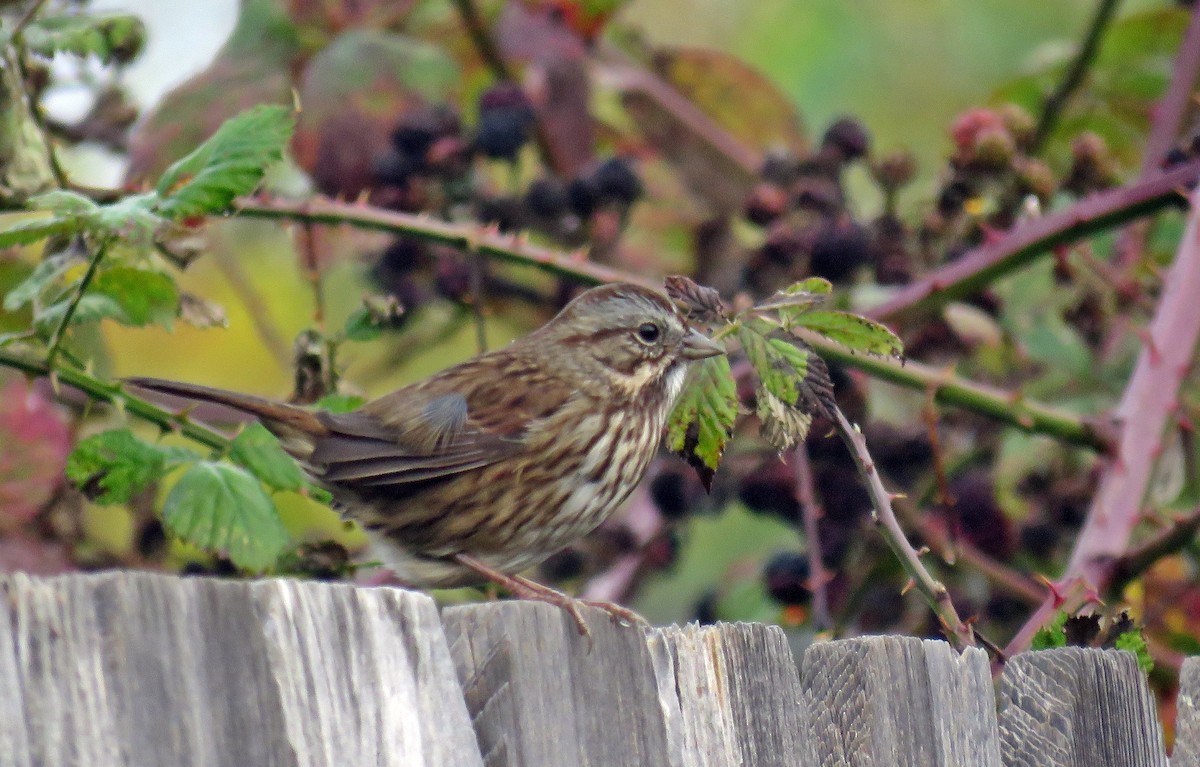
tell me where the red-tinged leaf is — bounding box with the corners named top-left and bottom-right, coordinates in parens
top-left (125, 1), bottom-right (299, 185)
top-left (0, 380), bottom-right (71, 530)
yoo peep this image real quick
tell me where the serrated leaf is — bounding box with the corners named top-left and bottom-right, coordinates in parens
top-left (794, 310), bottom-right (904, 357)
top-left (37, 267), bottom-right (178, 330)
top-left (755, 387), bottom-right (813, 451)
top-left (1031, 611), bottom-right (1069, 650)
top-left (667, 355), bottom-right (738, 490)
top-left (161, 461), bottom-right (289, 571)
top-left (229, 422), bottom-right (305, 492)
top-left (0, 216), bottom-right (78, 249)
top-left (739, 327), bottom-right (808, 406)
top-left (155, 104), bottom-right (295, 219)
top-left (664, 274), bottom-right (727, 322)
top-left (91, 193), bottom-right (165, 242)
top-left (1114, 629), bottom-right (1153, 674)
top-left (66, 429), bottom-right (197, 505)
top-left (3, 253), bottom-right (74, 311)
top-left (757, 277), bottom-right (832, 317)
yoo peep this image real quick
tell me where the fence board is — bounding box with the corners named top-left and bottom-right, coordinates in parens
top-left (655, 622), bottom-right (815, 767)
top-left (442, 601), bottom-right (681, 767)
top-left (800, 635), bottom-right (1000, 766)
top-left (1173, 656), bottom-right (1200, 767)
top-left (0, 571), bottom-right (482, 767)
top-left (998, 647), bottom-right (1167, 767)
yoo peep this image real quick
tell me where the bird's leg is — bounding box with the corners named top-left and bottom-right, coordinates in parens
top-left (452, 554), bottom-right (647, 635)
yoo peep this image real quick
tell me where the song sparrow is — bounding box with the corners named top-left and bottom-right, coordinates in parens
top-left (128, 282), bottom-right (724, 633)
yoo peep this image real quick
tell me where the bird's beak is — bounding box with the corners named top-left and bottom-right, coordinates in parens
top-left (680, 328), bottom-right (725, 360)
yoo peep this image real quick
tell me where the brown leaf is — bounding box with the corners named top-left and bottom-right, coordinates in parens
top-left (664, 275), bottom-right (727, 322)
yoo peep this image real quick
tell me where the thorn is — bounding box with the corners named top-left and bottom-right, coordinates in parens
top-left (1034, 573), bottom-right (1066, 607)
top-left (888, 492), bottom-right (907, 501)
top-left (900, 577), bottom-right (915, 596)
top-left (916, 545), bottom-right (930, 556)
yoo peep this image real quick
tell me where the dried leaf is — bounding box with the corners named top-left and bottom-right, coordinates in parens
top-left (664, 274), bottom-right (727, 322)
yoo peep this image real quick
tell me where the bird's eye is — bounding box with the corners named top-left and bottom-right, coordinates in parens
top-left (636, 322), bottom-right (661, 344)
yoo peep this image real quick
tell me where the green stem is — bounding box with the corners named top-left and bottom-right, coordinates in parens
top-left (0, 347), bottom-right (230, 452)
top-left (797, 330), bottom-right (1115, 453)
top-left (46, 238), bottom-right (109, 367)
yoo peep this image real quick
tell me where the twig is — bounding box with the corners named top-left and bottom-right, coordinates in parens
top-left (865, 159), bottom-right (1200, 322)
top-left (235, 195), bottom-right (658, 289)
top-left (1030, 0), bottom-right (1123, 152)
top-left (796, 330), bottom-right (1116, 453)
top-left (451, 0), bottom-right (513, 80)
top-left (46, 238), bottom-right (110, 367)
top-left (831, 407), bottom-right (974, 649)
top-left (0, 347), bottom-right (230, 452)
top-left (1107, 505), bottom-right (1200, 595)
top-left (11, 0), bottom-right (50, 40)
top-left (1005, 186), bottom-right (1200, 657)
top-left (791, 445), bottom-right (831, 630)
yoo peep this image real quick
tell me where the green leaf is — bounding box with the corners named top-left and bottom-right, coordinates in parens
top-left (1114, 629), bottom-right (1153, 675)
top-left (229, 422), bottom-right (305, 492)
top-left (0, 216), bottom-right (78, 248)
top-left (155, 104), bottom-right (295, 219)
top-left (794, 309), bottom-right (904, 357)
top-left (739, 327), bottom-right (808, 406)
top-left (66, 429), bottom-right (196, 505)
top-left (28, 190), bottom-right (100, 217)
top-left (3, 253), bottom-right (74, 311)
top-left (341, 305), bottom-right (383, 342)
top-left (1031, 611), bottom-right (1069, 651)
top-left (90, 193), bottom-right (166, 242)
top-left (316, 393), bottom-right (365, 413)
top-left (161, 461), bottom-right (290, 571)
top-left (37, 267), bottom-right (178, 330)
top-left (667, 355), bottom-right (738, 490)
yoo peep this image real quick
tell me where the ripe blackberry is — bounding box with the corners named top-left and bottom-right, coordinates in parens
top-left (475, 82), bottom-right (535, 161)
top-left (763, 551), bottom-right (811, 605)
top-left (809, 217), bottom-right (871, 283)
top-left (592, 156), bottom-right (642, 205)
top-left (525, 176), bottom-right (570, 219)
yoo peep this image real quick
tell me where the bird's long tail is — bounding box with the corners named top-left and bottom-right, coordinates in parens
top-left (124, 377), bottom-right (328, 439)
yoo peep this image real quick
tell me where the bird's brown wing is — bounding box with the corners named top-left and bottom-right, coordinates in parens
top-left (311, 393), bottom-right (521, 488)
top-left (309, 354), bottom-right (572, 492)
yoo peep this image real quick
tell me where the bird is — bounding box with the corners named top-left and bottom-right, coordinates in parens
top-left (127, 282), bottom-right (724, 633)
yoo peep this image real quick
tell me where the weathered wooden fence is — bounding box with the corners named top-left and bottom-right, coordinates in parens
top-left (1, 571), bottom-right (1197, 766)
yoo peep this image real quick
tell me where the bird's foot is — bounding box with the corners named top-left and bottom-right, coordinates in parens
top-left (453, 553), bottom-right (647, 637)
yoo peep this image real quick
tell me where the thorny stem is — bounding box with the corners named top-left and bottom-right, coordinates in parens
top-left (795, 329), bottom-right (1115, 453)
top-left (46, 238), bottom-right (110, 368)
top-left (865, 158), bottom-right (1200, 322)
top-left (235, 195), bottom-right (658, 290)
top-left (831, 407), bottom-right (974, 649)
top-left (0, 347), bottom-right (230, 452)
top-left (1005, 186), bottom-right (1200, 657)
top-left (1030, 0), bottom-right (1122, 153)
